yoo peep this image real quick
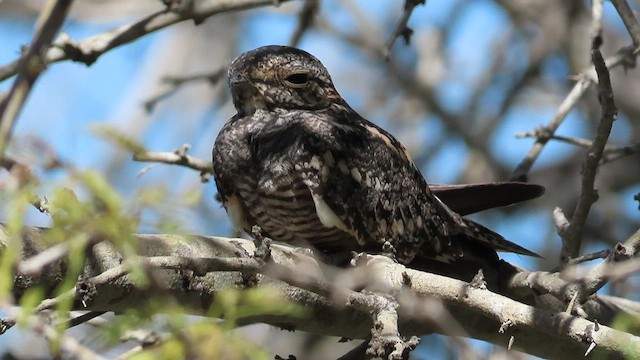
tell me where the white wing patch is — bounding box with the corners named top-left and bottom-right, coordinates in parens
top-left (225, 195), bottom-right (250, 231)
top-left (310, 192), bottom-right (347, 229)
top-left (309, 190), bottom-right (370, 247)
top-left (302, 157), bottom-right (365, 247)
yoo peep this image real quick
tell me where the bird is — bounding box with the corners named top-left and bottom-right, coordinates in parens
top-left (212, 45), bottom-right (542, 277)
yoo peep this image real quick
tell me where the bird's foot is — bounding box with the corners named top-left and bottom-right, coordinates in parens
top-left (251, 225), bottom-right (272, 263)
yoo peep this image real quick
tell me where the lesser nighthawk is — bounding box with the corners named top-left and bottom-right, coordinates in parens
top-left (213, 45), bottom-right (541, 275)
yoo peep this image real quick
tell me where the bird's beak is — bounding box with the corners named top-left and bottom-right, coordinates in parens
top-left (228, 71), bottom-right (265, 115)
top-left (229, 72), bottom-right (250, 87)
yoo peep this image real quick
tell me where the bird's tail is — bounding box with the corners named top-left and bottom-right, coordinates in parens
top-left (459, 217), bottom-right (540, 257)
top-left (433, 193), bottom-right (540, 258)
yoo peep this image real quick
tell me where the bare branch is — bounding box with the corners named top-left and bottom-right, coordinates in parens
top-left (0, 0), bottom-right (294, 82)
top-left (508, 228), bottom-right (640, 320)
top-left (0, 0), bottom-right (74, 157)
top-left (0, 308), bottom-right (105, 359)
top-left (590, 0), bottom-right (604, 49)
top-left (403, 264), bottom-right (638, 358)
top-left (133, 144), bottom-right (213, 182)
top-left (143, 68), bottom-right (226, 113)
top-left (571, 228), bottom-right (640, 293)
top-left (383, 0), bottom-right (426, 60)
top-left (510, 45), bottom-right (635, 181)
top-left (66, 311), bottom-right (108, 329)
top-left (565, 249), bottom-right (610, 266)
top-left (516, 131), bottom-right (640, 164)
top-left (289, 0), bottom-right (319, 47)
top-left (611, 0), bottom-right (640, 47)
top-left (3, 223), bottom-right (640, 358)
top-left (35, 320), bottom-right (106, 360)
top-left (560, 45), bottom-right (618, 263)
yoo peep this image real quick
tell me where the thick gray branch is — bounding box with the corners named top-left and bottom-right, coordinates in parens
top-left (2, 224), bottom-right (639, 359)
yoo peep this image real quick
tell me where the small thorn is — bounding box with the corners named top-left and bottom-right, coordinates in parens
top-left (566, 291), bottom-right (579, 314)
top-left (470, 269), bottom-right (487, 290)
top-left (508, 336), bottom-right (515, 350)
top-left (594, 319), bottom-right (600, 331)
top-left (499, 319), bottom-right (512, 333)
top-left (174, 143), bottom-right (191, 157)
top-left (585, 341), bottom-right (596, 356)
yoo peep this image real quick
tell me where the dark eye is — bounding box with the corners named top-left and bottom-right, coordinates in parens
top-left (284, 72), bottom-right (309, 87)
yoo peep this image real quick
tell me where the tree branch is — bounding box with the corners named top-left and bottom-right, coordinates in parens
top-left (289, 0), bottom-right (319, 47)
top-left (0, 0), bottom-right (74, 157)
top-left (0, 0), bottom-right (294, 82)
top-left (510, 45), bottom-right (635, 182)
top-left (383, 0), bottom-right (426, 60)
top-left (133, 144), bottom-right (213, 182)
top-left (505, 227), bottom-right (640, 321)
top-left (559, 44), bottom-right (618, 262)
top-left (2, 223), bottom-right (640, 359)
top-left (143, 68), bottom-right (226, 113)
top-left (610, 0), bottom-right (640, 48)
top-left (515, 131), bottom-right (640, 164)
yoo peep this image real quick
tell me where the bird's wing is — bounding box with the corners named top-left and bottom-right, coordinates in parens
top-left (430, 182), bottom-right (545, 215)
top-left (284, 114), bottom-right (449, 263)
top-left (253, 111), bottom-right (538, 263)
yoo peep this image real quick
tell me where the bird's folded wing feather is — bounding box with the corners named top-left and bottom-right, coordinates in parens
top-left (430, 182), bottom-right (545, 215)
top-left (288, 115), bottom-right (449, 263)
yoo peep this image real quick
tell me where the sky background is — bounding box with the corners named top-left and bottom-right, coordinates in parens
top-left (0, 0), bottom-right (638, 358)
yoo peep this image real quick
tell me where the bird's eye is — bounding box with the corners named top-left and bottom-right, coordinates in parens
top-left (284, 72), bottom-right (309, 88)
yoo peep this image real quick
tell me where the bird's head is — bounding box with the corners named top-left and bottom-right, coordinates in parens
top-left (228, 45), bottom-right (342, 116)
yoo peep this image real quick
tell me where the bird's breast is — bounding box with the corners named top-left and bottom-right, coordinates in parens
top-left (234, 174), bottom-right (356, 252)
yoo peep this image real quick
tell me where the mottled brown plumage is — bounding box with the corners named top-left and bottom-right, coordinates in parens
top-left (213, 45), bottom-right (540, 270)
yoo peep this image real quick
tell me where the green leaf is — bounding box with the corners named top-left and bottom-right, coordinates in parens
top-left (91, 124), bottom-right (146, 155)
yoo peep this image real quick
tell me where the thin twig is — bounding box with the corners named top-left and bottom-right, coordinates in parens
top-left (0, 0), bottom-right (74, 157)
top-left (570, 228), bottom-right (640, 297)
top-left (590, 0), bottom-right (604, 49)
top-left (18, 241), bottom-right (74, 276)
top-left (565, 249), bottom-right (610, 265)
top-left (289, 0), bottom-right (319, 47)
top-left (560, 44), bottom-right (618, 263)
top-left (36, 320), bottom-right (106, 360)
top-left (515, 132), bottom-right (640, 164)
top-left (510, 45), bottom-right (635, 181)
top-left (133, 146), bottom-right (213, 182)
top-left (610, 0), bottom-right (640, 47)
top-left (143, 68), bottom-right (226, 113)
top-left (114, 332), bottom-right (170, 360)
top-left (66, 311), bottom-right (108, 329)
top-left (0, 308), bottom-right (105, 359)
top-left (602, 143), bottom-right (640, 163)
top-left (383, 0), bottom-right (426, 60)
top-left (509, 228), bottom-right (640, 315)
top-left (0, 0), bottom-right (294, 82)
top-left (565, 291), bottom-right (578, 314)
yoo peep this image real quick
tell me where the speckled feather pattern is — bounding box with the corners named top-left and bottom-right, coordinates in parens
top-left (213, 45), bottom-right (537, 266)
